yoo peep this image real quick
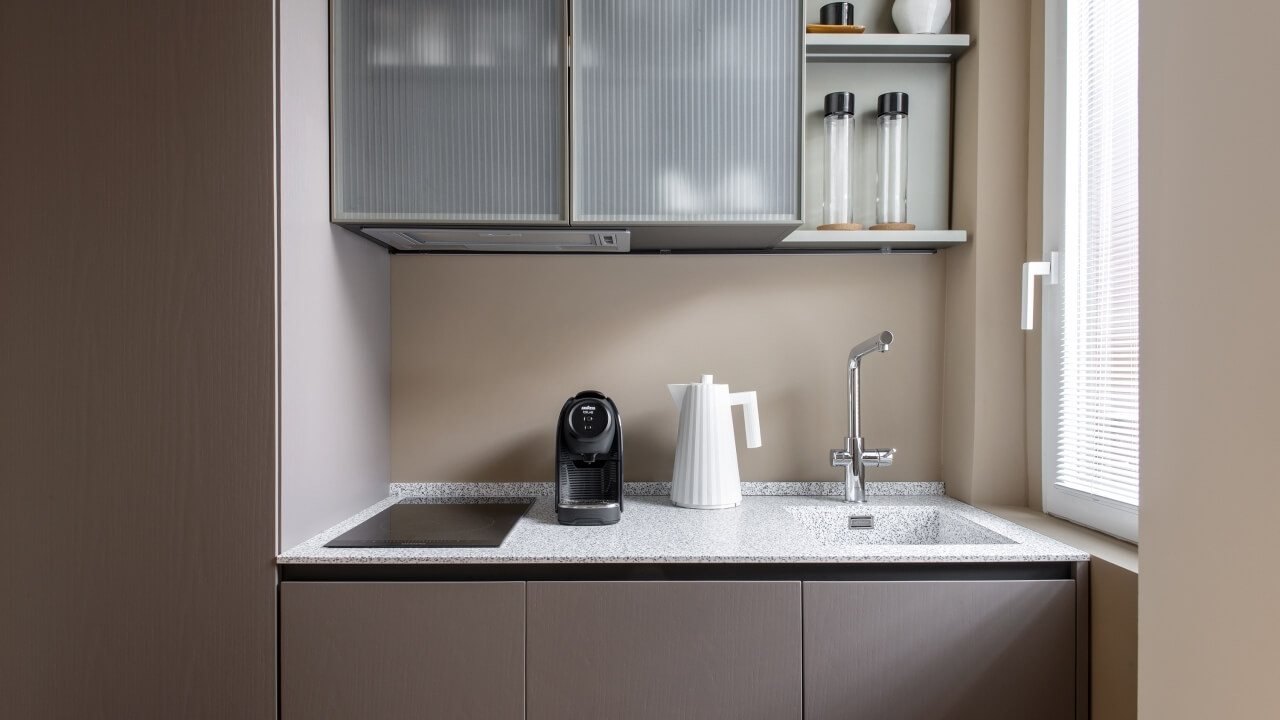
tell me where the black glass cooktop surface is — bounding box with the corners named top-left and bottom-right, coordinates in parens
top-left (324, 497), bottom-right (535, 548)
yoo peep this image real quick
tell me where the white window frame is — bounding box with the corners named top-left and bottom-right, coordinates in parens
top-left (1040, 0), bottom-right (1139, 543)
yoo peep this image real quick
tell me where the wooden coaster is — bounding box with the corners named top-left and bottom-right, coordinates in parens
top-left (816, 222), bottom-right (863, 231)
top-left (869, 223), bottom-right (916, 230)
top-left (806, 24), bottom-right (867, 33)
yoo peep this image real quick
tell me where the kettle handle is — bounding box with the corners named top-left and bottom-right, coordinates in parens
top-left (728, 391), bottom-right (762, 449)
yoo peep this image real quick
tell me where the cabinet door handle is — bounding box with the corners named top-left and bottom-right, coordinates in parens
top-left (1021, 251), bottom-right (1059, 330)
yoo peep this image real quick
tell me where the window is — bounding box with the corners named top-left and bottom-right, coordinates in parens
top-left (1040, 0), bottom-right (1139, 542)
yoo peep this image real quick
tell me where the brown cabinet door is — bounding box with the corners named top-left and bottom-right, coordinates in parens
top-left (804, 580), bottom-right (1077, 720)
top-left (527, 581), bottom-right (803, 720)
top-left (280, 582), bottom-right (524, 720)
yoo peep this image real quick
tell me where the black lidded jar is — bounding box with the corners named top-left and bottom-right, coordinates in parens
top-left (819, 2), bottom-right (855, 26)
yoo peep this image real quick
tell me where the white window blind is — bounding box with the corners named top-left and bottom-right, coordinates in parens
top-left (1042, 0), bottom-right (1139, 542)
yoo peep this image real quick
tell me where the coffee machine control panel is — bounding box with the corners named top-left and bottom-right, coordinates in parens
top-left (568, 401), bottom-right (608, 439)
top-left (561, 394), bottom-right (618, 457)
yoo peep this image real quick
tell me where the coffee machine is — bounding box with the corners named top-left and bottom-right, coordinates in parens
top-left (554, 391), bottom-right (623, 526)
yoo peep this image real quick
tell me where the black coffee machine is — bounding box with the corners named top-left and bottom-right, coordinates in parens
top-left (554, 391), bottom-right (623, 526)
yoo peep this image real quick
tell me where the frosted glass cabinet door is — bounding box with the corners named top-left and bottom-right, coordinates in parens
top-left (332, 0), bottom-right (566, 223)
top-left (571, 0), bottom-right (802, 223)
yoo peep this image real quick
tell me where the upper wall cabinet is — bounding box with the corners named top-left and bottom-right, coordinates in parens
top-left (331, 0), bottom-right (803, 252)
top-left (332, 0), bottom-right (567, 225)
top-left (570, 1), bottom-right (802, 231)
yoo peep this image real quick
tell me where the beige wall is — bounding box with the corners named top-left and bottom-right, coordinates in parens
top-left (1138, 0), bottom-right (1280, 717)
top-left (1025, 1), bottom-right (1046, 511)
top-left (943, 0), bottom-right (1032, 506)
top-left (392, 255), bottom-right (944, 486)
top-left (280, 0), bottom-right (391, 551)
top-left (1092, 559), bottom-right (1138, 720)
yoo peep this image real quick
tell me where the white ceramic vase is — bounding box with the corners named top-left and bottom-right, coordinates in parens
top-left (892, 0), bottom-right (951, 34)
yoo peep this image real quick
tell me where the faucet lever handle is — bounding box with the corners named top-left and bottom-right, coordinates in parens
top-left (830, 449), bottom-right (853, 468)
top-left (861, 448), bottom-right (895, 468)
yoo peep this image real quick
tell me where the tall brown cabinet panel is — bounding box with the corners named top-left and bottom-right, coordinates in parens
top-left (280, 582), bottom-right (526, 719)
top-left (0, 1), bottom-right (276, 717)
top-left (527, 581), bottom-right (804, 720)
top-left (803, 580), bottom-right (1077, 720)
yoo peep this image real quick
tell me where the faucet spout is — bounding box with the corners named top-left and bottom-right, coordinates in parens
top-left (847, 331), bottom-right (892, 439)
top-left (832, 331), bottom-right (896, 503)
top-left (847, 330), bottom-right (893, 370)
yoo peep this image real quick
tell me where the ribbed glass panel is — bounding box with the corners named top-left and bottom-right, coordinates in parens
top-left (571, 0), bottom-right (800, 222)
top-left (332, 0), bottom-right (565, 222)
top-left (1057, 0), bottom-right (1140, 507)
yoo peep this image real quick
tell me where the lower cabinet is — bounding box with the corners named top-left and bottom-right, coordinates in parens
top-left (526, 581), bottom-right (804, 720)
top-left (279, 582), bottom-right (525, 720)
top-left (803, 580), bottom-right (1077, 720)
top-left (279, 575), bottom-right (1080, 720)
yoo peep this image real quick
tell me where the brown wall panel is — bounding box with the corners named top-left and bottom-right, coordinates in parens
top-left (0, 1), bottom-right (276, 717)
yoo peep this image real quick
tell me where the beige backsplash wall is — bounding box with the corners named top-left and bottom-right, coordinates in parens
top-left (943, 0), bottom-right (1031, 507)
top-left (392, 254), bottom-right (944, 486)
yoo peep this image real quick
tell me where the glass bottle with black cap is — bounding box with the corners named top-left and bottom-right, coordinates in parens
top-left (876, 91), bottom-right (910, 226)
top-left (822, 91), bottom-right (857, 229)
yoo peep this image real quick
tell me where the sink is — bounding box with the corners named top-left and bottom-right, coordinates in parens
top-left (785, 506), bottom-right (1016, 546)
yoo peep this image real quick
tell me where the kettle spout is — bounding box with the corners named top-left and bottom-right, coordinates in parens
top-left (668, 383), bottom-right (687, 410)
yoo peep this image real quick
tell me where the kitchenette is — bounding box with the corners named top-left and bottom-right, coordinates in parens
top-left (274, 1), bottom-right (1101, 718)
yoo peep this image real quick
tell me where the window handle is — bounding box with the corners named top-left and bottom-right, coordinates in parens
top-left (1021, 251), bottom-right (1060, 330)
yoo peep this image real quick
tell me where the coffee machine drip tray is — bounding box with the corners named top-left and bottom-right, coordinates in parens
top-left (324, 497), bottom-right (535, 548)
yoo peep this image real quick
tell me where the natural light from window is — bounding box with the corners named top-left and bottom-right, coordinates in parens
top-left (1043, 0), bottom-right (1139, 542)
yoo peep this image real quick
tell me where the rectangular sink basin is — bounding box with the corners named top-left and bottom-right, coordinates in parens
top-left (785, 506), bottom-right (1016, 546)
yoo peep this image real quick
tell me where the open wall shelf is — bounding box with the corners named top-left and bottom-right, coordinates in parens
top-left (778, 229), bottom-right (966, 251)
top-left (795, 23), bottom-right (971, 251)
top-left (805, 33), bottom-right (971, 63)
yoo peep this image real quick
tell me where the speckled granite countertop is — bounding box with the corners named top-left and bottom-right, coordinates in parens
top-left (278, 483), bottom-right (1087, 564)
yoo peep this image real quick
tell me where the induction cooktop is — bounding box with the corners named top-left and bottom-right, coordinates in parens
top-left (324, 497), bottom-right (535, 548)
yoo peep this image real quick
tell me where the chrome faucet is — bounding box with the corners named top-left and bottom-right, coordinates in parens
top-left (830, 331), bottom-right (897, 502)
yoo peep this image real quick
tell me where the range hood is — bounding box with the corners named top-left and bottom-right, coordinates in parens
top-left (362, 228), bottom-right (630, 253)
top-left (349, 223), bottom-right (806, 253)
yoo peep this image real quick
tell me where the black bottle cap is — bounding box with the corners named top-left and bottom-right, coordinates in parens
top-left (877, 92), bottom-right (909, 117)
top-left (819, 2), bottom-right (855, 26)
top-left (824, 91), bottom-right (855, 117)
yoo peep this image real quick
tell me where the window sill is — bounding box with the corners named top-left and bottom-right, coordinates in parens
top-left (977, 504), bottom-right (1138, 574)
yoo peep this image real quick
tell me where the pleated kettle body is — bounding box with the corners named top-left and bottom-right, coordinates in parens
top-left (670, 382), bottom-right (743, 509)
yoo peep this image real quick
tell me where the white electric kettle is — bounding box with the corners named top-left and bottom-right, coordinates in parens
top-left (668, 375), bottom-right (762, 509)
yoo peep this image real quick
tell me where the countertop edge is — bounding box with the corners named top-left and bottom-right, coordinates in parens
top-left (386, 481), bottom-right (946, 497)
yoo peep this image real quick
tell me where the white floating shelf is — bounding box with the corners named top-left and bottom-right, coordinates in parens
top-left (778, 229), bottom-right (967, 251)
top-left (805, 33), bottom-right (971, 63)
